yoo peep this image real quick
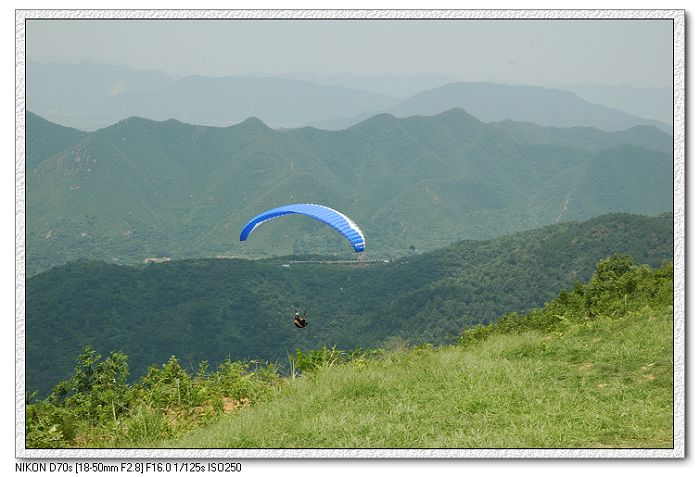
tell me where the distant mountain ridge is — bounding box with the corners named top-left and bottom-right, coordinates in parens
top-left (253, 71), bottom-right (453, 98)
top-left (27, 61), bottom-right (671, 133)
top-left (26, 60), bottom-right (175, 131)
top-left (26, 61), bottom-right (401, 131)
top-left (311, 82), bottom-right (672, 133)
top-left (26, 110), bottom-right (672, 275)
top-left (393, 82), bottom-right (672, 132)
top-left (91, 75), bottom-right (401, 128)
top-left (559, 82), bottom-right (672, 124)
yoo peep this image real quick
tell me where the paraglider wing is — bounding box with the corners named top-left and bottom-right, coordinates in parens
top-left (239, 203), bottom-right (366, 252)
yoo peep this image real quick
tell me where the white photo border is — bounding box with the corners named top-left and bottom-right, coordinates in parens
top-left (15, 8), bottom-right (686, 459)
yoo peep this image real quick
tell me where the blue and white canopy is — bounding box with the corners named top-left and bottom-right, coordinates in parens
top-left (240, 203), bottom-right (366, 252)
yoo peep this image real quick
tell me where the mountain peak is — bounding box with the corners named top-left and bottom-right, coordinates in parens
top-left (432, 107), bottom-right (479, 122)
top-left (95, 116), bottom-right (198, 138)
top-left (348, 112), bottom-right (399, 131)
top-left (350, 108), bottom-right (481, 131)
top-left (115, 116), bottom-right (154, 126)
top-left (233, 116), bottom-right (272, 131)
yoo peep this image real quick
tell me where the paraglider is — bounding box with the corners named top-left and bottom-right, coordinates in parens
top-left (239, 203), bottom-right (366, 252)
top-left (240, 203), bottom-right (365, 330)
top-left (293, 310), bottom-right (308, 328)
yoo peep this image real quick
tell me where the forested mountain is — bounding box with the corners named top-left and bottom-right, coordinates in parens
top-left (26, 110), bottom-right (672, 275)
top-left (26, 212), bottom-right (672, 396)
top-left (26, 112), bottom-right (87, 169)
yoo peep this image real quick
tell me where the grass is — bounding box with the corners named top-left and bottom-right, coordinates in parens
top-left (166, 305), bottom-right (673, 449)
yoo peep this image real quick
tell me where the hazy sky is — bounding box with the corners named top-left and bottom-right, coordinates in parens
top-left (26, 18), bottom-right (672, 87)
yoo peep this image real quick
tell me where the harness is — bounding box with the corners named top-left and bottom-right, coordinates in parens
top-left (293, 318), bottom-right (307, 328)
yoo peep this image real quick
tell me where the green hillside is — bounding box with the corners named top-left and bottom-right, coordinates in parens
top-left (26, 212), bottom-right (672, 396)
top-left (26, 110), bottom-right (672, 275)
top-left (171, 256), bottom-right (673, 449)
top-left (26, 112), bottom-right (87, 169)
top-left (26, 256), bottom-right (673, 448)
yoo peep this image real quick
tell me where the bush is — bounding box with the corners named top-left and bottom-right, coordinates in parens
top-left (26, 347), bottom-right (283, 448)
top-left (459, 256), bottom-right (672, 348)
top-left (291, 346), bottom-right (384, 375)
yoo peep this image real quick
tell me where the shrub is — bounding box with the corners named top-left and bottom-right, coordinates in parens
top-left (26, 348), bottom-right (284, 448)
top-left (459, 256), bottom-right (672, 348)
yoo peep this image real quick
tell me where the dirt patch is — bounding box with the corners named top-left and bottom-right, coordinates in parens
top-left (222, 397), bottom-right (251, 414)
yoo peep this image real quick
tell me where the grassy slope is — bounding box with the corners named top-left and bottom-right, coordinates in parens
top-left (169, 303), bottom-right (672, 449)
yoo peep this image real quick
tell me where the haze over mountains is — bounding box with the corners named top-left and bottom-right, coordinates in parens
top-left (254, 71), bottom-right (454, 99)
top-left (27, 109), bottom-right (672, 275)
top-left (27, 61), bottom-right (671, 133)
